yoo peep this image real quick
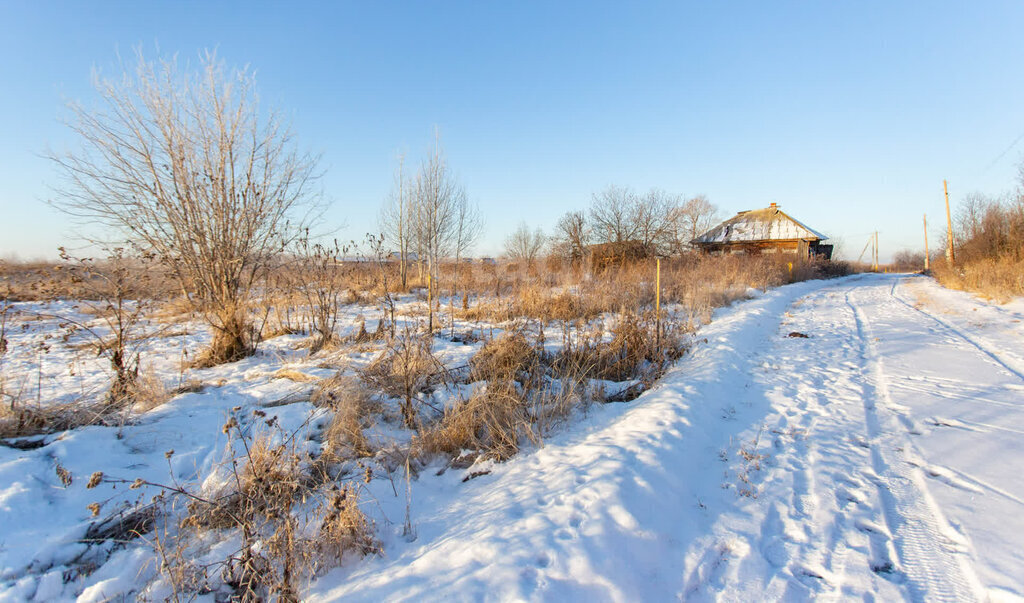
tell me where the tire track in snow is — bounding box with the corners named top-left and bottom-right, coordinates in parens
top-left (890, 280), bottom-right (1024, 384)
top-left (846, 287), bottom-right (985, 602)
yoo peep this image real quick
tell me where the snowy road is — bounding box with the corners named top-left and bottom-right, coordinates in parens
top-left (308, 273), bottom-right (1024, 602)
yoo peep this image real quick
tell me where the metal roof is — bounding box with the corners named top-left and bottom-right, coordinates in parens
top-left (691, 205), bottom-right (827, 245)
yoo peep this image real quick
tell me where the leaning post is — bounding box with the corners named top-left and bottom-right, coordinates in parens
top-left (655, 257), bottom-right (661, 350)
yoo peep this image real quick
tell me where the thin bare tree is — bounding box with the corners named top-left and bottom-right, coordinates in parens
top-left (673, 194), bottom-right (719, 253)
top-left (412, 138), bottom-right (460, 285)
top-left (504, 222), bottom-right (546, 268)
top-left (380, 153), bottom-right (413, 289)
top-left (553, 210), bottom-right (591, 264)
top-left (49, 50), bottom-right (321, 365)
top-left (408, 132), bottom-right (475, 332)
top-left (449, 196), bottom-right (483, 336)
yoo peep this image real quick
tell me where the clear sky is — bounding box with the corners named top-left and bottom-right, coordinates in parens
top-left (2, 1), bottom-right (1024, 261)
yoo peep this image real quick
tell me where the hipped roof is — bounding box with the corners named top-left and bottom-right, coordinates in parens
top-left (692, 206), bottom-right (827, 245)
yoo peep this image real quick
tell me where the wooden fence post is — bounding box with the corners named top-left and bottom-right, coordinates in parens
top-left (655, 258), bottom-right (661, 350)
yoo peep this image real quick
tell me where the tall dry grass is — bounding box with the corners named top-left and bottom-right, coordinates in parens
top-left (933, 194), bottom-right (1024, 301)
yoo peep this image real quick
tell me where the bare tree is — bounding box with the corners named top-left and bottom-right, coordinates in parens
top-left (411, 137), bottom-right (462, 285)
top-left (447, 197), bottom-right (483, 337)
top-left (590, 185), bottom-right (639, 244)
top-left (380, 154), bottom-right (413, 289)
top-left (955, 192), bottom-right (991, 244)
top-left (293, 235), bottom-right (351, 354)
top-left (590, 185), bottom-right (688, 255)
top-left (49, 50), bottom-right (321, 366)
top-left (407, 132), bottom-right (476, 332)
top-left (504, 222), bottom-right (546, 268)
top-left (673, 194), bottom-right (719, 253)
top-left (633, 188), bottom-right (682, 255)
top-left (553, 210), bottom-right (591, 264)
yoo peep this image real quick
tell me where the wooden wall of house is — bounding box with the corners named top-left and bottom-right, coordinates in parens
top-left (697, 239), bottom-right (832, 260)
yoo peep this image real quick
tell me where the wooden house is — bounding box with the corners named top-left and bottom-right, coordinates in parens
top-left (691, 203), bottom-right (833, 259)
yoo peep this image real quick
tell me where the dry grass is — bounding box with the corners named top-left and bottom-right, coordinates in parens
top-left (149, 425), bottom-right (379, 601)
top-left (0, 397), bottom-right (131, 440)
top-left (315, 483), bottom-right (379, 563)
top-left (418, 387), bottom-right (535, 462)
top-left (932, 256), bottom-right (1024, 302)
top-left (0, 402), bottom-right (91, 441)
top-left (128, 370), bottom-right (172, 413)
top-left (469, 331), bottom-right (541, 384)
top-left (551, 313), bottom-right (686, 384)
top-left (314, 374), bottom-right (380, 460)
top-left (0, 367), bottom-right (174, 440)
top-left (272, 368), bottom-right (319, 383)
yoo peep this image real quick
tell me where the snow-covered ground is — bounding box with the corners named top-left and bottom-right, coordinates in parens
top-left (3, 273), bottom-right (1023, 601)
top-left (304, 273), bottom-right (1024, 602)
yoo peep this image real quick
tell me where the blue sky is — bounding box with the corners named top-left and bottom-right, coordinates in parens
top-left (2, 1), bottom-right (1023, 261)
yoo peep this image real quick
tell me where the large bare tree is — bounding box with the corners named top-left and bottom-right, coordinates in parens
top-left (49, 51), bottom-right (321, 365)
top-left (633, 188), bottom-right (682, 255)
top-left (590, 185), bottom-right (640, 244)
top-left (590, 185), bottom-right (685, 255)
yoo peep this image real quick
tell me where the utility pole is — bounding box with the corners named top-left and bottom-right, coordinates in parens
top-left (944, 179), bottom-right (955, 264)
top-left (873, 231), bottom-right (879, 271)
top-left (923, 214), bottom-right (930, 271)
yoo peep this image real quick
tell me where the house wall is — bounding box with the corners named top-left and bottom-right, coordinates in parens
top-left (697, 239), bottom-right (832, 260)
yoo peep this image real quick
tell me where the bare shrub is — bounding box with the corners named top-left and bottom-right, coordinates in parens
top-left (316, 483), bottom-right (379, 564)
top-left (0, 289), bottom-right (11, 410)
top-left (37, 247), bottom-right (163, 408)
top-left (49, 50), bottom-right (322, 367)
top-left (934, 184), bottom-right (1024, 300)
top-left (420, 337), bottom-right (593, 463)
top-left (552, 313), bottom-right (685, 385)
top-left (360, 330), bottom-right (436, 428)
top-left (291, 237), bottom-right (352, 354)
top-left (109, 420), bottom-right (380, 601)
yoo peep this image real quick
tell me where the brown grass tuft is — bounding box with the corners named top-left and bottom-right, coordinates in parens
top-left (272, 368), bottom-right (319, 383)
top-left (314, 375), bottom-right (379, 460)
top-left (418, 387), bottom-right (534, 462)
top-left (469, 331), bottom-right (540, 384)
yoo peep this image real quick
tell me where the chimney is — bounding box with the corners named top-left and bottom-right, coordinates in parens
top-left (769, 202), bottom-right (778, 210)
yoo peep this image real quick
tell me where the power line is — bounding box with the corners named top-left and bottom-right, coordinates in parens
top-left (978, 129), bottom-right (1024, 176)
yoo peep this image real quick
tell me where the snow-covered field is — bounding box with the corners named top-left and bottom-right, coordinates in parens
top-left (3, 273), bottom-right (1023, 601)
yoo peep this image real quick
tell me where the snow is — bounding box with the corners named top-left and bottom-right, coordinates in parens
top-left (307, 274), bottom-right (1024, 601)
top-left (3, 274), bottom-right (1024, 601)
top-left (693, 207), bottom-right (827, 244)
